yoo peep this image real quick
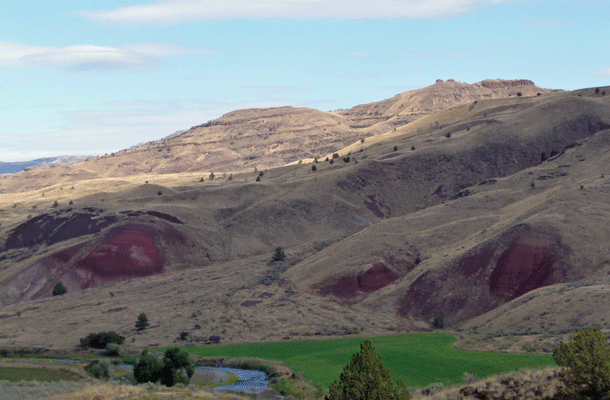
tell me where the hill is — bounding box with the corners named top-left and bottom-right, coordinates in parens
top-left (0, 79), bottom-right (551, 194)
top-left (0, 156), bottom-right (89, 175)
top-left (1, 82), bottom-right (609, 351)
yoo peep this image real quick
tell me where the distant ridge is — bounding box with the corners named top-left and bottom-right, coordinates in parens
top-left (0, 156), bottom-right (89, 175)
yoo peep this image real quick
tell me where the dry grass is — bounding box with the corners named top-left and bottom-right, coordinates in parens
top-left (412, 367), bottom-right (563, 400)
top-left (0, 85), bottom-right (609, 352)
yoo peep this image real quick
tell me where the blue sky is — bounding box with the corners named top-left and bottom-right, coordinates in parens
top-left (1, 1), bottom-right (608, 161)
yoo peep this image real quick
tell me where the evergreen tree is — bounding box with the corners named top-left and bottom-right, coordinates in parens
top-left (135, 313), bottom-right (150, 331)
top-left (272, 247), bottom-right (286, 261)
top-left (326, 339), bottom-right (410, 400)
top-left (553, 327), bottom-right (610, 398)
top-left (52, 282), bottom-right (67, 296)
top-left (134, 350), bottom-right (162, 384)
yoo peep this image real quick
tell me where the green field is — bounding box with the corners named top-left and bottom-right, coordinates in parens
top-left (0, 367), bottom-right (81, 382)
top-left (183, 333), bottom-right (555, 388)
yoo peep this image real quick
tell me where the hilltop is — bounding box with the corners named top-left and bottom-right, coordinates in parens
top-left (1, 81), bottom-right (610, 351)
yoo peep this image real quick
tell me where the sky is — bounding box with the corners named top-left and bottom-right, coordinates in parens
top-left (1, 1), bottom-right (609, 162)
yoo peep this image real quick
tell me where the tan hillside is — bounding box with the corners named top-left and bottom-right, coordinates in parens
top-left (1, 84), bottom-right (609, 351)
top-left (0, 79), bottom-right (553, 195)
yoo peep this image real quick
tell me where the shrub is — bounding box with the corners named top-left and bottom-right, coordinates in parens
top-left (393, 145), bottom-right (398, 151)
top-left (80, 331), bottom-right (125, 349)
top-left (432, 311), bottom-right (445, 329)
top-left (161, 347), bottom-right (194, 387)
top-left (86, 359), bottom-right (113, 379)
top-left (52, 282), bottom-right (67, 296)
top-left (256, 175), bottom-right (261, 182)
top-left (332, 153), bottom-right (339, 159)
top-left (199, 177), bottom-right (204, 182)
top-left (596, 88), bottom-right (600, 94)
top-left (69, 200), bottom-right (73, 205)
top-left (325, 157), bottom-right (329, 161)
top-left (517, 92), bottom-right (522, 97)
top-left (52, 200), bottom-right (59, 208)
top-left (411, 146), bottom-right (415, 151)
top-left (272, 247), bottom-right (286, 262)
top-left (330, 159), bottom-right (334, 165)
top-left (326, 339), bottom-right (410, 400)
top-left (553, 326), bottom-right (610, 398)
top-left (445, 132), bottom-right (451, 138)
top-left (179, 331), bottom-right (189, 340)
top-left (259, 171), bottom-right (264, 177)
top-left (209, 172), bottom-right (215, 180)
top-left (343, 156), bottom-right (350, 163)
top-left (135, 313), bottom-right (149, 331)
top-left (228, 174), bottom-right (233, 180)
top-left (134, 350), bottom-right (162, 384)
top-left (312, 165), bottom-right (317, 171)
top-left (105, 343), bottom-right (121, 357)
top-left (361, 138), bottom-right (365, 143)
top-left (157, 191), bottom-right (162, 196)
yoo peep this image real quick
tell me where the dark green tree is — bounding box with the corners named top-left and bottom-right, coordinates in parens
top-left (553, 327), bottom-right (610, 399)
top-left (326, 339), bottom-right (410, 400)
top-left (432, 311), bottom-right (445, 329)
top-left (134, 350), bottom-right (162, 384)
top-left (52, 282), bottom-right (67, 296)
top-left (135, 313), bottom-right (149, 331)
top-left (160, 347), bottom-right (194, 387)
top-left (272, 246), bottom-right (286, 261)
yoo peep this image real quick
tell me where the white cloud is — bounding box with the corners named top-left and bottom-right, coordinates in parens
top-left (0, 42), bottom-right (215, 72)
top-left (73, 0), bottom-right (512, 23)
top-left (597, 68), bottom-right (610, 77)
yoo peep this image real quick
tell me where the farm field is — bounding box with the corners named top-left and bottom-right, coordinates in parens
top-left (182, 333), bottom-right (556, 388)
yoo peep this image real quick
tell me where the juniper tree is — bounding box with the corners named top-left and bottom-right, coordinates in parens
top-left (326, 339), bottom-right (410, 400)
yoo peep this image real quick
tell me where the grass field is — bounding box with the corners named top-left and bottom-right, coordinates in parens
top-left (0, 366), bottom-right (82, 382)
top-left (182, 333), bottom-right (555, 388)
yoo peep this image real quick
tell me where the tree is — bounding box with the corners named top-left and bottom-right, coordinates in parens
top-left (135, 313), bottom-right (150, 331)
top-left (79, 331), bottom-right (125, 349)
top-left (161, 347), bottom-right (194, 387)
top-left (134, 350), bottom-right (162, 384)
top-left (432, 311), bottom-right (445, 329)
top-left (326, 339), bottom-right (410, 400)
top-left (272, 246), bottom-right (286, 261)
top-left (52, 282), bottom-right (67, 296)
top-left (553, 327), bottom-right (610, 398)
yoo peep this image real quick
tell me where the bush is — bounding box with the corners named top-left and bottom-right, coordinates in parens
top-left (135, 313), bottom-right (149, 331)
top-left (432, 311), bottom-right (445, 329)
top-left (52, 200), bottom-right (59, 208)
top-left (80, 331), bottom-right (125, 349)
top-left (312, 165), bottom-right (317, 171)
top-left (161, 347), bottom-right (194, 387)
top-left (411, 146), bottom-right (415, 151)
top-left (332, 153), bottom-right (339, 159)
top-left (272, 247), bottom-right (286, 262)
top-left (517, 92), bottom-right (522, 97)
top-left (209, 172), bottom-right (215, 180)
top-left (134, 350), bottom-right (162, 384)
top-left (105, 343), bottom-right (121, 357)
top-left (393, 145), bottom-right (398, 151)
top-left (553, 326), bottom-right (610, 398)
top-left (85, 359), bottom-right (113, 379)
top-left (52, 282), bottom-right (67, 296)
top-left (326, 339), bottom-right (410, 400)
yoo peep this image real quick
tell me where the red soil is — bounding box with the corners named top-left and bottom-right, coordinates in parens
top-left (319, 262), bottom-right (398, 298)
top-left (69, 227), bottom-right (163, 289)
top-left (489, 237), bottom-right (556, 299)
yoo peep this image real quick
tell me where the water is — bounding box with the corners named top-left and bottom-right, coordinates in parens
top-left (198, 366), bottom-right (269, 392)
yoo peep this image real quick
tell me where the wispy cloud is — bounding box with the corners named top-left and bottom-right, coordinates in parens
top-left (0, 42), bottom-right (215, 72)
top-left (349, 51), bottom-right (374, 57)
top-left (598, 68), bottom-right (610, 77)
top-left (520, 18), bottom-right (569, 28)
top-left (73, 0), bottom-right (515, 23)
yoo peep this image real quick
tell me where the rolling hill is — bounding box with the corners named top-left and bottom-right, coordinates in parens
top-left (1, 80), bottom-right (609, 351)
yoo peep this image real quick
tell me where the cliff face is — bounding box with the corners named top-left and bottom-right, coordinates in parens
top-left (480, 79), bottom-right (536, 89)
